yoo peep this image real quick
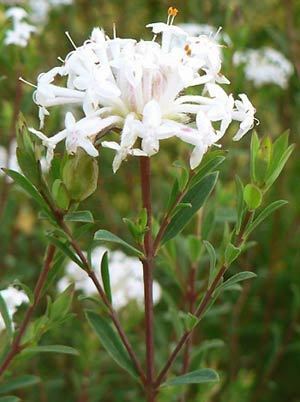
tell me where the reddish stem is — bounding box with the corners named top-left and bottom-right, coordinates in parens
top-left (139, 156), bottom-right (156, 402)
top-left (0, 245), bottom-right (56, 377)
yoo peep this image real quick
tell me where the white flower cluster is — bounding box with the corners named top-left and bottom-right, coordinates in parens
top-left (0, 286), bottom-right (29, 332)
top-left (29, 0), bottom-right (73, 25)
top-left (57, 247), bottom-right (161, 310)
top-left (178, 23), bottom-right (232, 46)
top-left (233, 47), bottom-right (294, 89)
top-left (28, 8), bottom-right (256, 172)
top-left (4, 7), bottom-right (36, 47)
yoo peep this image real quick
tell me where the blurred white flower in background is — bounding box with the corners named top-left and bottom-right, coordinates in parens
top-left (178, 23), bottom-right (232, 46)
top-left (57, 247), bottom-right (161, 310)
top-left (4, 7), bottom-right (36, 47)
top-left (0, 286), bottom-right (29, 332)
top-left (233, 47), bottom-right (294, 89)
top-left (27, 7), bottom-right (256, 171)
top-left (29, 0), bottom-right (73, 25)
top-left (0, 140), bottom-right (21, 181)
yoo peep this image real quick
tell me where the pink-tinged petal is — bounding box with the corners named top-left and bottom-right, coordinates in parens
top-left (65, 112), bottom-right (76, 130)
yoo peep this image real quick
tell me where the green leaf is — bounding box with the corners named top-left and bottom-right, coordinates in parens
top-left (3, 170), bottom-right (52, 219)
top-left (244, 200), bottom-right (288, 238)
top-left (203, 240), bottom-right (217, 285)
top-left (100, 251), bottom-right (112, 303)
top-left (243, 184), bottom-right (262, 210)
top-left (187, 235), bottom-right (202, 262)
top-left (23, 345), bottom-right (79, 356)
top-left (85, 311), bottom-right (138, 380)
top-left (250, 131), bottom-right (260, 183)
top-left (190, 151), bottom-right (225, 187)
top-left (224, 243), bottom-right (242, 266)
top-left (52, 179), bottom-right (70, 210)
top-left (162, 173), bottom-right (218, 244)
top-left (0, 375), bottom-right (40, 394)
top-left (180, 312), bottom-right (199, 331)
top-left (265, 144), bottom-right (294, 190)
top-left (64, 211), bottom-right (94, 223)
top-left (235, 175), bottom-right (244, 234)
top-left (0, 293), bottom-right (13, 341)
top-left (0, 396), bottom-right (21, 402)
top-left (49, 285), bottom-right (74, 321)
top-left (218, 271), bottom-right (257, 293)
top-left (46, 235), bottom-right (85, 269)
top-left (163, 368), bottom-right (219, 387)
top-left (94, 230), bottom-right (143, 257)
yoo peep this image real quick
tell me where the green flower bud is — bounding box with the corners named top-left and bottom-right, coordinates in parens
top-left (62, 149), bottom-right (99, 202)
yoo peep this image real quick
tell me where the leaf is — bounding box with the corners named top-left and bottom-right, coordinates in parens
top-left (243, 184), bottom-right (262, 210)
top-left (162, 173), bottom-right (218, 244)
top-left (162, 368), bottom-right (219, 387)
top-left (100, 251), bottom-right (112, 303)
top-left (23, 345), bottom-right (79, 356)
top-left (203, 240), bottom-right (217, 286)
top-left (64, 211), bottom-right (94, 223)
top-left (3, 170), bottom-right (52, 219)
top-left (49, 285), bottom-right (74, 321)
top-left (0, 293), bottom-right (13, 341)
top-left (85, 311), bottom-right (138, 380)
top-left (244, 200), bottom-right (288, 238)
top-left (46, 235), bottom-right (85, 269)
top-left (218, 271), bottom-right (257, 293)
top-left (235, 175), bottom-right (245, 234)
top-left (94, 230), bottom-right (143, 257)
top-left (250, 132), bottom-right (260, 183)
top-left (224, 243), bottom-right (241, 266)
top-left (0, 375), bottom-right (40, 394)
top-left (190, 151), bottom-right (225, 187)
top-left (0, 397), bottom-right (21, 402)
top-left (265, 144), bottom-right (294, 190)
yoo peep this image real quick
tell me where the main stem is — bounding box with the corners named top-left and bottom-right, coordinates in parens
top-left (0, 245), bottom-right (56, 377)
top-left (139, 157), bottom-right (155, 402)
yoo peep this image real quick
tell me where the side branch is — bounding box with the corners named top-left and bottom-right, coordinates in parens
top-left (0, 245), bottom-right (56, 377)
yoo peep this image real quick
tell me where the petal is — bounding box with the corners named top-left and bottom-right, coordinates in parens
top-left (65, 112), bottom-right (76, 130)
top-left (78, 138), bottom-right (99, 157)
top-left (143, 100), bottom-right (161, 128)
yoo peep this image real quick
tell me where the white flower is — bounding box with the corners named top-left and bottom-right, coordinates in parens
top-left (178, 23), bottom-right (232, 46)
top-left (27, 9), bottom-right (255, 171)
top-left (233, 47), bottom-right (294, 89)
top-left (4, 7), bottom-right (36, 47)
top-left (29, 111), bottom-right (121, 168)
top-left (0, 286), bottom-right (29, 332)
top-left (232, 94), bottom-right (256, 140)
top-left (57, 247), bottom-right (161, 310)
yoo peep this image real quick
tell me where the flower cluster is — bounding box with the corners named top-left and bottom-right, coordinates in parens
top-left (233, 47), bottom-right (294, 89)
top-left (29, 0), bottom-right (73, 25)
top-left (28, 8), bottom-right (256, 172)
top-left (4, 7), bottom-right (36, 47)
top-left (0, 286), bottom-right (29, 332)
top-left (57, 247), bottom-right (161, 310)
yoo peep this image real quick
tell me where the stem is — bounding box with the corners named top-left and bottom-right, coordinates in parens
top-left (56, 215), bottom-right (146, 384)
top-left (155, 210), bottom-right (255, 388)
top-left (0, 245), bottom-right (56, 377)
top-left (139, 157), bottom-right (155, 401)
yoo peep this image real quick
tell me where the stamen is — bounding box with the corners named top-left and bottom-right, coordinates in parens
top-left (184, 44), bottom-right (192, 56)
top-left (152, 34), bottom-right (157, 42)
top-left (113, 23), bottom-right (117, 39)
top-left (19, 77), bottom-right (37, 88)
top-left (167, 6), bottom-right (178, 24)
top-left (65, 31), bottom-right (77, 49)
top-left (57, 56), bottom-right (65, 63)
top-left (214, 26), bottom-right (222, 39)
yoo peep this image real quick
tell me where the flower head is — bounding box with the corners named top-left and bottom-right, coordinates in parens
top-left (27, 9), bottom-right (256, 171)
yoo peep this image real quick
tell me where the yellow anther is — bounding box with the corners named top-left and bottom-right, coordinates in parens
top-left (168, 7), bottom-right (179, 17)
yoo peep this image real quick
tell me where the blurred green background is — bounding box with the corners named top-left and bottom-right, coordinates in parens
top-left (0, 0), bottom-right (299, 401)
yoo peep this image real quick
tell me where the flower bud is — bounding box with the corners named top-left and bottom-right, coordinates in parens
top-left (62, 149), bottom-right (99, 202)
